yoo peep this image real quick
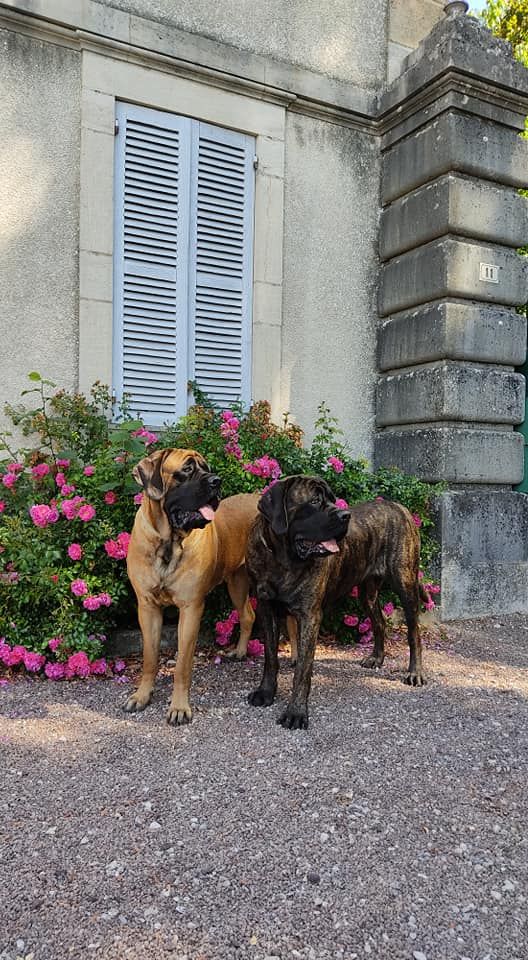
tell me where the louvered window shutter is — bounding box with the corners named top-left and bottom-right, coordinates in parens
top-left (113, 103), bottom-right (191, 425)
top-left (114, 106), bottom-right (255, 422)
top-left (189, 122), bottom-right (255, 408)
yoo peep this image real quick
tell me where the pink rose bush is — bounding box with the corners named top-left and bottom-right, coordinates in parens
top-left (0, 375), bottom-right (438, 679)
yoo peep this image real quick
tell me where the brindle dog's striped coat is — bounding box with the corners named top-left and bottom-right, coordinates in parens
top-left (246, 476), bottom-right (426, 730)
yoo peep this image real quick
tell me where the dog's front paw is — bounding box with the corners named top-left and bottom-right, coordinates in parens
top-left (404, 670), bottom-right (426, 687)
top-left (166, 702), bottom-right (193, 725)
top-left (124, 688), bottom-right (152, 712)
top-left (247, 687), bottom-right (275, 707)
top-left (278, 704), bottom-right (309, 730)
top-left (360, 654), bottom-right (384, 670)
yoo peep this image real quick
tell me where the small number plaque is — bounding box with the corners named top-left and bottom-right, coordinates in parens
top-left (479, 262), bottom-right (500, 283)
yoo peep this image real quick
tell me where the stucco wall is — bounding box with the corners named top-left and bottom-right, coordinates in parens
top-left (93, 0), bottom-right (389, 88)
top-left (0, 28), bottom-right (80, 433)
top-left (281, 114), bottom-right (379, 456)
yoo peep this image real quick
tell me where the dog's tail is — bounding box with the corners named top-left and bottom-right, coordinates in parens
top-left (419, 583), bottom-right (430, 605)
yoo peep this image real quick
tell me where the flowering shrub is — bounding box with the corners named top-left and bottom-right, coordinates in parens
top-left (0, 374), bottom-right (441, 679)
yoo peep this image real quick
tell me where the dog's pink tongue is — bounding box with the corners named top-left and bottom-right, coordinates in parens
top-left (321, 539), bottom-right (339, 553)
top-left (199, 505), bottom-right (215, 521)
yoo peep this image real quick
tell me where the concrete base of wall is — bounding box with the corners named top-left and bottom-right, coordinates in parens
top-left (433, 490), bottom-right (528, 620)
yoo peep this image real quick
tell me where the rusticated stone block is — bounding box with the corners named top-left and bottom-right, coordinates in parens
top-left (374, 425), bottom-right (524, 484)
top-left (377, 361), bottom-right (525, 426)
top-left (379, 237), bottom-right (528, 316)
top-left (380, 174), bottom-right (528, 260)
top-left (378, 300), bottom-right (527, 371)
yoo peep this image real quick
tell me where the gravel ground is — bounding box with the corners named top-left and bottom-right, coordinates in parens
top-left (1, 616), bottom-right (528, 960)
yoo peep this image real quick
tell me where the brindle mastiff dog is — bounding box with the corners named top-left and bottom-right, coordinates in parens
top-left (246, 475), bottom-right (426, 730)
top-left (125, 448), bottom-right (258, 724)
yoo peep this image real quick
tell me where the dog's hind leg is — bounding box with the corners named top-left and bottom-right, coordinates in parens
top-left (286, 615), bottom-right (298, 665)
top-left (225, 565), bottom-right (256, 660)
top-left (359, 578), bottom-right (385, 670)
top-left (125, 601), bottom-right (163, 712)
top-left (248, 599), bottom-right (280, 708)
top-left (396, 576), bottom-right (426, 687)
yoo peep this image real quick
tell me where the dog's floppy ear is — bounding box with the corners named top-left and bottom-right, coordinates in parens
top-left (132, 449), bottom-right (171, 501)
top-left (318, 477), bottom-right (337, 504)
top-left (258, 478), bottom-right (293, 536)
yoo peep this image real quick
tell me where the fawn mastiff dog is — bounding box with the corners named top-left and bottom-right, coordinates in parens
top-left (246, 475), bottom-right (426, 730)
top-left (125, 448), bottom-right (258, 724)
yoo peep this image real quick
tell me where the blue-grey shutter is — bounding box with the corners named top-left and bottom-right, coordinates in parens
top-left (113, 102), bottom-right (191, 425)
top-left (188, 121), bottom-right (255, 407)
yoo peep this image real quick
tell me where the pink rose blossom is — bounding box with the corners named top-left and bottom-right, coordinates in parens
top-left (6, 462), bottom-right (23, 474)
top-left (249, 597), bottom-right (258, 610)
top-left (57, 459), bottom-right (71, 469)
top-left (83, 596), bottom-right (102, 611)
top-left (335, 498), bottom-right (349, 510)
top-left (48, 637), bottom-right (62, 652)
top-left (10, 645), bottom-right (27, 665)
top-left (243, 456), bottom-right (281, 481)
top-left (104, 491), bottom-right (118, 505)
top-left (45, 662), bottom-right (66, 680)
top-left (418, 570), bottom-right (424, 580)
top-left (131, 427), bottom-right (158, 445)
top-left (23, 651), bottom-right (46, 672)
top-left (327, 456), bottom-right (344, 473)
top-left (78, 504), bottom-right (96, 522)
top-left (359, 630), bottom-right (373, 646)
top-left (104, 532), bottom-right (131, 560)
top-left (412, 513), bottom-right (422, 527)
top-left (133, 492), bottom-right (143, 505)
top-left (60, 484), bottom-right (76, 496)
top-left (31, 463), bottom-right (50, 479)
top-left (358, 618), bottom-right (372, 634)
top-left (55, 472), bottom-right (66, 488)
top-left (90, 658), bottom-right (107, 675)
top-left (2, 473), bottom-right (17, 488)
top-left (382, 602), bottom-right (395, 617)
top-left (71, 578), bottom-right (88, 597)
top-left (65, 651), bottom-right (91, 678)
top-left (247, 639), bottom-right (264, 657)
top-left (0, 640), bottom-right (12, 664)
top-left (350, 585), bottom-right (359, 598)
top-left (221, 410), bottom-right (235, 421)
top-left (67, 543), bottom-right (83, 561)
top-left (83, 465), bottom-right (95, 476)
top-left (61, 496), bottom-right (84, 520)
top-left (343, 614), bottom-right (359, 628)
top-left (29, 504), bottom-right (59, 528)
top-left (0, 501), bottom-right (5, 514)
top-left (114, 659), bottom-right (126, 673)
top-left (424, 598), bottom-right (435, 612)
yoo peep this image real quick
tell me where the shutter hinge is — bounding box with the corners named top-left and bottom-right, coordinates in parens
top-left (253, 154), bottom-right (259, 170)
top-left (114, 118), bottom-right (119, 136)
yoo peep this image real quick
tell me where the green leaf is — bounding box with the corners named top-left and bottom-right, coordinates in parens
top-left (27, 372), bottom-right (42, 382)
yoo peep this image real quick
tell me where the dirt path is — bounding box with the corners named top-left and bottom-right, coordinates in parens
top-left (1, 616), bottom-right (528, 960)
